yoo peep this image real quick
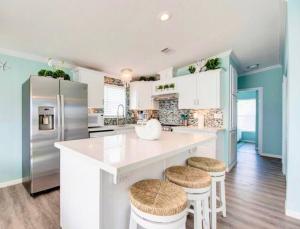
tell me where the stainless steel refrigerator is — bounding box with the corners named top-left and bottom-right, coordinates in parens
top-left (22, 76), bottom-right (88, 195)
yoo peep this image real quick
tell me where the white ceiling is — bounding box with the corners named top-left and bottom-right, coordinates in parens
top-left (0, 0), bottom-right (284, 75)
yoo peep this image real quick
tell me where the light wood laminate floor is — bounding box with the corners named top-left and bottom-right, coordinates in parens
top-left (1, 143), bottom-right (300, 229)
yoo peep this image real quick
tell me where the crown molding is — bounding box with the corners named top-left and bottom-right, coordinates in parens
top-left (239, 64), bottom-right (282, 77)
top-left (0, 47), bottom-right (75, 68)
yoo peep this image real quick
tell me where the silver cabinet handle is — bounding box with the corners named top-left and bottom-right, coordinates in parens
top-left (57, 95), bottom-right (61, 141)
top-left (61, 95), bottom-right (65, 141)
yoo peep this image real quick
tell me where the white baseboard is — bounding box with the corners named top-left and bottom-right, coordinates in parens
top-left (0, 178), bottom-right (23, 189)
top-left (226, 160), bottom-right (237, 172)
top-left (259, 152), bottom-right (282, 159)
top-left (286, 208), bottom-right (300, 220)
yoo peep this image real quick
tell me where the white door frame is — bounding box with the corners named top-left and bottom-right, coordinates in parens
top-left (238, 87), bottom-right (264, 155)
top-left (282, 76), bottom-right (288, 175)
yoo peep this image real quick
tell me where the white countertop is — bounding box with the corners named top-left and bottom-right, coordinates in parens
top-left (88, 124), bottom-right (135, 132)
top-left (55, 132), bottom-right (215, 182)
top-left (172, 126), bottom-right (225, 133)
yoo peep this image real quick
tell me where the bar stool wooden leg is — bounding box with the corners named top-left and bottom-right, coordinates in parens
top-left (210, 180), bottom-right (217, 229)
top-left (220, 180), bottom-right (226, 217)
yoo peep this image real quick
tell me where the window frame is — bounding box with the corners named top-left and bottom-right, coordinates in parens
top-left (103, 83), bottom-right (126, 118)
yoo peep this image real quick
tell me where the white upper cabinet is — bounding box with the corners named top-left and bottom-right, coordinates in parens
top-left (197, 69), bottom-right (222, 109)
top-left (177, 69), bottom-right (223, 109)
top-left (177, 75), bottom-right (198, 109)
top-left (129, 81), bottom-right (158, 110)
top-left (74, 67), bottom-right (105, 108)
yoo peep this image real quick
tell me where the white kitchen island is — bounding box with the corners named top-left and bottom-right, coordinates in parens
top-left (54, 131), bottom-right (216, 229)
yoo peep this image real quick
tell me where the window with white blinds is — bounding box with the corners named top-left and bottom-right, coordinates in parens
top-left (237, 99), bottom-right (256, 131)
top-left (104, 84), bottom-right (126, 117)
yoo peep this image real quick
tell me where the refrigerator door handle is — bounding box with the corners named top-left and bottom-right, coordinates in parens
top-left (57, 94), bottom-right (61, 141)
top-left (61, 94), bottom-right (65, 141)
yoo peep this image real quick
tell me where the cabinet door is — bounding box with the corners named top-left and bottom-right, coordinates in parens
top-left (129, 83), bottom-right (138, 110)
top-left (130, 82), bottom-right (157, 110)
top-left (76, 69), bottom-right (105, 108)
top-left (228, 131), bottom-right (237, 166)
top-left (197, 70), bottom-right (221, 109)
top-left (177, 75), bottom-right (198, 109)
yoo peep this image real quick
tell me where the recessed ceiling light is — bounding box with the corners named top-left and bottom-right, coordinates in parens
top-left (159, 11), bottom-right (171, 21)
top-left (246, 64), bottom-right (259, 70)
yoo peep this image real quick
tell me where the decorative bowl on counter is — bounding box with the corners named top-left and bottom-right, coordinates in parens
top-left (135, 119), bottom-right (162, 140)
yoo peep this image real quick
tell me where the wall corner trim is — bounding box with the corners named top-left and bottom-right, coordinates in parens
top-left (286, 208), bottom-right (300, 220)
top-left (0, 178), bottom-right (23, 189)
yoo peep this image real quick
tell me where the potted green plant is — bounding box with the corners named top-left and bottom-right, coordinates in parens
top-left (188, 65), bottom-right (196, 74)
top-left (169, 83), bottom-right (175, 90)
top-left (38, 69), bottom-right (47, 76)
top-left (180, 114), bottom-right (188, 126)
top-left (44, 70), bottom-right (54, 77)
top-left (139, 76), bottom-right (147, 81)
top-left (148, 76), bottom-right (156, 81)
top-left (54, 69), bottom-right (66, 79)
top-left (64, 74), bottom-right (70, 81)
top-left (158, 85), bottom-right (164, 91)
top-left (164, 84), bottom-right (169, 90)
top-left (204, 58), bottom-right (221, 70)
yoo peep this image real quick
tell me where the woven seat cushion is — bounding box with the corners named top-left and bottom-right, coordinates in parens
top-left (165, 166), bottom-right (211, 189)
top-left (129, 179), bottom-right (187, 216)
top-left (187, 157), bottom-right (226, 172)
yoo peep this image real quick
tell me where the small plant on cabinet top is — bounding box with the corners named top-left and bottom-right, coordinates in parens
top-left (164, 84), bottom-right (169, 89)
top-left (188, 65), bottom-right (196, 74)
top-left (169, 83), bottom-right (175, 89)
top-left (204, 58), bottom-right (221, 70)
top-left (158, 85), bottom-right (164, 90)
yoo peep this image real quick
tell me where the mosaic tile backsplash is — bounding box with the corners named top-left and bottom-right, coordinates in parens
top-left (158, 99), bottom-right (223, 128)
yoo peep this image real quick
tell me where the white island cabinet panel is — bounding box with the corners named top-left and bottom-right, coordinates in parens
top-left (55, 132), bottom-right (216, 229)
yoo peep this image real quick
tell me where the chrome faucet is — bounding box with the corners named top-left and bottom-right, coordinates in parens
top-left (116, 104), bottom-right (125, 126)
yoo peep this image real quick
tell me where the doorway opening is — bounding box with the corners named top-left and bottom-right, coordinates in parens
top-left (237, 88), bottom-right (263, 155)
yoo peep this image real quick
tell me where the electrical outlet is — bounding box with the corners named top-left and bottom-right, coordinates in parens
top-left (214, 113), bottom-right (223, 119)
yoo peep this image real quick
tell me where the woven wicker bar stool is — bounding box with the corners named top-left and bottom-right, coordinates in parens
top-left (188, 157), bottom-right (226, 229)
top-left (165, 166), bottom-right (212, 229)
top-left (129, 179), bottom-right (188, 229)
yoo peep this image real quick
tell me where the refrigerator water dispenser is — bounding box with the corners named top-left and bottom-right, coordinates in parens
top-left (38, 106), bottom-right (54, 130)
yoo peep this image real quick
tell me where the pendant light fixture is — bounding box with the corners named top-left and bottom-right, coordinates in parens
top-left (120, 68), bottom-right (133, 86)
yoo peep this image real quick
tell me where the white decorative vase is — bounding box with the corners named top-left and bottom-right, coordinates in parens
top-left (135, 119), bottom-right (162, 140)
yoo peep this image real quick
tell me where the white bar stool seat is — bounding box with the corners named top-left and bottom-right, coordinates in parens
top-left (165, 166), bottom-right (212, 229)
top-left (129, 179), bottom-right (188, 229)
top-left (188, 157), bottom-right (227, 229)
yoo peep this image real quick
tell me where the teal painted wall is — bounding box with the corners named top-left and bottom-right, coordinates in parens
top-left (0, 52), bottom-right (72, 183)
top-left (238, 67), bottom-right (283, 156)
top-left (286, 0), bottom-right (300, 216)
top-left (241, 131), bottom-right (256, 143)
